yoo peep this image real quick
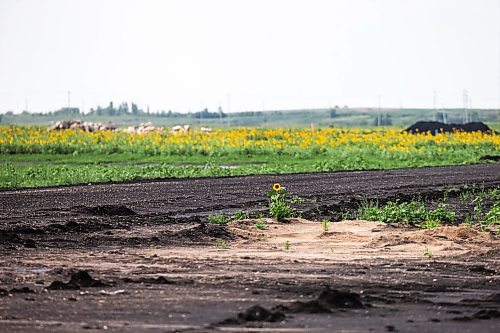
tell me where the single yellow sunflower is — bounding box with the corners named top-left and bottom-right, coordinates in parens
top-left (273, 183), bottom-right (281, 191)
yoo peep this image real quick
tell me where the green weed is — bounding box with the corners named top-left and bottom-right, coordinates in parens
top-left (485, 201), bottom-right (500, 226)
top-left (464, 213), bottom-right (473, 228)
top-left (256, 212), bottom-right (266, 219)
top-left (422, 219), bottom-right (441, 229)
top-left (232, 211), bottom-right (249, 220)
top-left (459, 191), bottom-right (472, 202)
top-left (426, 204), bottom-right (456, 224)
top-left (358, 200), bottom-right (455, 227)
top-left (321, 219), bottom-right (330, 232)
top-left (284, 240), bottom-right (290, 250)
top-left (289, 196), bottom-right (304, 204)
top-left (255, 219), bottom-right (266, 230)
top-left (423, 246), bottom-right (433, 259)
top-left (208, 214), bottom-right (230, 225)
top-left (215, 239), bottom-right (230, 249)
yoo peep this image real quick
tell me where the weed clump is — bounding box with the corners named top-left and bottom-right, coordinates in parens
top-left (485, 201), bottom-right (499, 226)
top-left (208, 214), bottom-right (230, 225)
top-left (321, 219), bottom-right (330, 232)
top-left (232, 211), bottom-right (249, 220)
top-left (215, 239), bottom-right (230, 249)
top-left (255, 219), bottom-right (266, 230)
top-left (358, 200), bottom-right (455, 228)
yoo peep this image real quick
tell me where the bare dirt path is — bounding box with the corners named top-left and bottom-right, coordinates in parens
top-left (0, 164), bottom-right (499, 332)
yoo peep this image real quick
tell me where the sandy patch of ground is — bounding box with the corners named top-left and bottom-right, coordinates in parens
top-left (226, 218), bottom-right (498, 261)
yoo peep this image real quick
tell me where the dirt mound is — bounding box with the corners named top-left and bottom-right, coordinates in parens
top-left (423, 226), bottom-right (494, 242)
top-left (454, 309), bottom-right (500, 321)
top-left (170, 223), bottom-right (234, 244)
top-left (404, 121), bottom-right (493, 134)
top-left (219, 305), bottom-right (286, 325)
top-left (0, 231), bottom-right (36, 248)
top-left (0, 231), bottom-right (22, 244)
top-left (47, 270), bottom-right (110, 290)
top-left (46, 220), bottom-right (115, 234)
top-left (74, 205), bottom-right (137, 216)
top-left (277, 288), bottom-right (365, 314)
top-left (122, 276), bottom-right (193, 285)
top-left (10, 287), bottom-right (35, 294)
top-left (0, 287), bottom-right (36, 297)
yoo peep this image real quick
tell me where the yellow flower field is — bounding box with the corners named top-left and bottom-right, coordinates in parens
top-left (1, 126), bottom-right (498, 156)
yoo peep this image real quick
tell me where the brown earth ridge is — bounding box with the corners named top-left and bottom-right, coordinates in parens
top-left (0, 163), bottom-right (499, 332)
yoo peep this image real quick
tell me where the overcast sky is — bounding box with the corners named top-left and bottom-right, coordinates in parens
top-left (0, 0), bottom-right (498, 113)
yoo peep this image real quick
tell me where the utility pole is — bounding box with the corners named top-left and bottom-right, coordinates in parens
top-left (442, 104), bottom-right (447, 124)
top-left (377, 94), bottom-right (381, 127)
top-left (218, 102), bottom-right (223, 127)
top-left (462, 89), bottom-right (468, 124)
top-left (226, 93), bottom-right (231, 128)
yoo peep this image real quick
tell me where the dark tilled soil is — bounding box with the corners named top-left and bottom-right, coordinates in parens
top-left (0, 164), bottom-right (499, 332)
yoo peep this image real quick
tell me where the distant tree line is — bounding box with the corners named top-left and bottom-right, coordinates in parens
top-left (17, 102), bottom-right (228, 119)
top-left (189, 108), bottom-right (227, 119)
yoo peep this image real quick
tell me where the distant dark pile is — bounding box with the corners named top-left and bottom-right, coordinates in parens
top-left (404, 121), bottom-right (494, 135)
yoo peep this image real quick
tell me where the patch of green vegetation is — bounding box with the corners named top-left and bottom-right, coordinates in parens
top-left (284, 240), bottom-right (290, 250)
top-left (208, 214), bottom-right (230, 225)
top-left (358, 200), bottom-right (455, 228)
top-left (321, 219), bottom-right (330, 232)
top-left (423, 246), bottom-right (433, 259)
top-left (421, 219), bottom-right (441, 229)
top-left (484, 201), bottom-right (500, 227)
top-left (255, 219), bottom-right (266, 230)
top-left (456, 186), bottom-right (499, 230)
top-left (232, 211), bottom-right (249, 220)
top-left (215, 239), bottom-right (230, 249)
top-left (426, 204), bottom-right (456, 225)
